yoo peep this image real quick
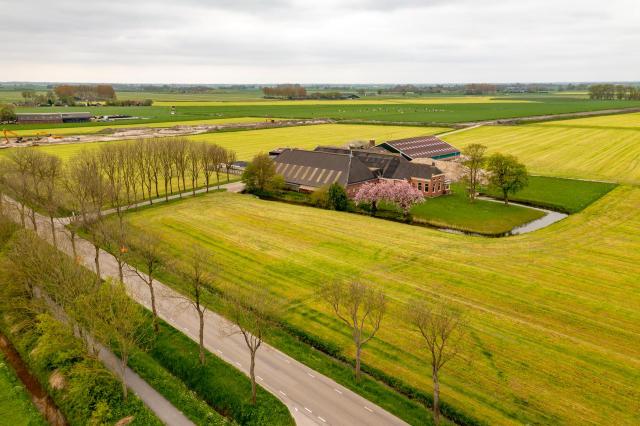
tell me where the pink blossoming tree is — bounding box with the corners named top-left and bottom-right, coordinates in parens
top-left (354, 180), bottom-right (425, 219)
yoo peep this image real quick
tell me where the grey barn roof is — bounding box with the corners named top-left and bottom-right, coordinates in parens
top-left (273, 149), bottom-right (374, 188)
top-left (314, 146), bottom-right (443, 181)
top-left (378, 135), bottom-right (460, 160)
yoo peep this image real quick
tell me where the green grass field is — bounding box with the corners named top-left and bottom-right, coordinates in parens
top-left (482, 176), bottom-right (617, 213)
top-left (409, 183), bottom-right (544, 234)
top-left (444, 112), bottom-right (640, 184)
top-left (0, 353), bottom-right (47, 426)
top-left (117, 187), bottom-right (640, 426)
top-left (5, 96), bottom-right (640, 132)
top-left (1, 124), bottom-right (446, 162)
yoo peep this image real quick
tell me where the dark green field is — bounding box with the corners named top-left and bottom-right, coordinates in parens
top-left (6, 97), bottom-right (640, 132)
top-left (409, 183), bottom-right (544, 234)
top-left (482, 176), bottom-right (618, 213)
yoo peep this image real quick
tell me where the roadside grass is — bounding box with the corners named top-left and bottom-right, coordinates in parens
top-left (147, 322), bottom-right (293, 426)
top-left (126, 346), bottom-right (230, 426)
top-left (112, 188), bottom-right (640, 425)
top-left (443, 112), bottom-right (640, 184)
top-left (408, 183), bottom-right (544, 234)
top-left (0, 352), bottom-right (47, 426)
top-left (481, 176), bottom-right (617, 213)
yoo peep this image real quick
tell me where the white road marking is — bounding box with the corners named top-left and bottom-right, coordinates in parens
top-left (257, 375), bottom-right (264, 381)
top-left (334, 388), bottom-right (342, 394)
top-left (279, 390), bottom-right (287, 396)
top-left (216, 349), bottom-right (223, 354)
top-left (304, 407), bottom-right (313, 413)
top-left (307, 372), bottom-right (315, 378)
top-left (294, 407), bottom-right (299, 412)
top-left (318, 416), bottom-right (327, 423)
top-left (235, 362), bottom-right (241, 367)
top-left (364, 406), bottom-right (374, 413)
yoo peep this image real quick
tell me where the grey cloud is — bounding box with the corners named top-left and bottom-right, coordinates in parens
top-left (0, 0), bottom-right (638, 83)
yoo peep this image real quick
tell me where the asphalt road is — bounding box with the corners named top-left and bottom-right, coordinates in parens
top-left (5, 188), bottom-right (409, 426)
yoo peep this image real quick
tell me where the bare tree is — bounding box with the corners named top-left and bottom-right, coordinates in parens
top-left (406, 298), bottom-right (466, 425)
top-left (320, 279), bottom-right (386, 382)
top-left (91, 279), bottom-right (152, 399)
top-left (462, 143), bottom-right (487, 202)
top-left (128, 233), bottom-right (164, 333)
top-left (187, 143), bottom-right (203, 196)
top-left (223, 149), bottom-right (237, 183)
top-left (178, 249), bottom-right (215, 364)
top-left (36, 154), bottom-right (63, 248)
top-left (225, 288), bottom-right (280, 404)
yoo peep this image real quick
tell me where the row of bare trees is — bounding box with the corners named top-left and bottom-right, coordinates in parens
top-left (320, 279), bottom-right (466, 425)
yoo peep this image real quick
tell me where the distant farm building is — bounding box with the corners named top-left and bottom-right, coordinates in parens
top-left (16, 112), bottom-right (92, 124)
top-left (377, 135), bottom-right (460, 161)
top-left (272, 146), bottom-right (450, 197)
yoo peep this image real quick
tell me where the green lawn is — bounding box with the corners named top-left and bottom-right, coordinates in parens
top-left (0, 353), bottom-right (47, 426)
top-left (408, 184), bottom-right (544, 235)
top-left (482, 176), bottom-right (617, 213)
top-left (115, 188), bottom-right (640, 426)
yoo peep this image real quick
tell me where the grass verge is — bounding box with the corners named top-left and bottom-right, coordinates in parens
top-left (0, 351), bottom-right (47, 426)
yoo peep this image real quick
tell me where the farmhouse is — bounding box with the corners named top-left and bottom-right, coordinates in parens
top-left (16, 112), bottom-right (92, 124)
top-left (377, 135), bottom-right (460, 160)
top-left (272, 146), bottom-right (449, 197)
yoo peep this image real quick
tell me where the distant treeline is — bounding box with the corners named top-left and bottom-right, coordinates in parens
top-left (589, 84), bottom-right (640, 100)
top-left (54, 84), bottom-right (117, 101)
top-left (105, 99), bottom-right (153, 106)
top-left (262, 84), bottom-right (307, 99)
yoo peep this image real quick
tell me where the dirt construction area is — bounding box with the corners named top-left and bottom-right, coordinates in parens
top-left (0, 118), bottom-right (333, 149)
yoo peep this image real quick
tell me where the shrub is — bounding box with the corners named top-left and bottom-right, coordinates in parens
top-left (327, 183), bottom-right (348, 211)
top-left (310, 185), bottom-right (330, 208)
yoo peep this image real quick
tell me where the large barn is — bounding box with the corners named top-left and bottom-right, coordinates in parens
top-left (377, 135), bottom-right (460, 161)
top-left (16, 112), bottom-right (92, 124)
top-left (272, 146), bottom-right (450, 197)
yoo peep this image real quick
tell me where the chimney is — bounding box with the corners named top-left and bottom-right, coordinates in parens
top-left (369, 139), bottom-right (375, 147)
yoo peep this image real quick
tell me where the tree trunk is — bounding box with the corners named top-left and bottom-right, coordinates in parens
top-left (19, 203), bottom-right (26, 227)
top-left (94, 244), bottom-right (101, 283)
top-left (69, 231), bottom-right (78, 260)
top-left (117, 259), bottom-right (124, 283)
top-left (30, 210), bottom-right (37, 231)
top-left (121, 356), bottom-right (128, 399)
top-left (49, 216), bottom-right (57, 248)
top-left (503, 188), bottom-right (509, 205)
top-left (250, 352), bottom-right (257, 405)
top-left (355, 344), bottom-right (362, 382)
top-left (432, 367), bottom-right (440, 426)
top-left (148, 281), bottom-right (159, 333)
top-left (198, 310), bottom-right (205, 365)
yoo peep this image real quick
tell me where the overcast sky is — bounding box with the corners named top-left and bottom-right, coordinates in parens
top-left (1, 0), bottom-right (638, 84)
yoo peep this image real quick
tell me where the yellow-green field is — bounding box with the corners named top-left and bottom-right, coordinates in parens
top-left (1, 124), bottom-right (446, 162)
top-left (121, 187), bottom-right (640, 425)
top-left (443, 112), bottom-right (640, 184)
top-left (9, 117), bottom-right (282, 137)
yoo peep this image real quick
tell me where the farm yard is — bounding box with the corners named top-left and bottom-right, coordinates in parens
top-left (443, 112), bottom-right (640, 184)
top-left (114, 186), bottom-right (640, 426)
